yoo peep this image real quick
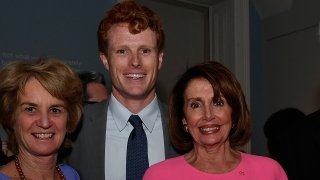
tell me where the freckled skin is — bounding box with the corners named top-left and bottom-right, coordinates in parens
top-left (99, 23), bottom-right (163, 113)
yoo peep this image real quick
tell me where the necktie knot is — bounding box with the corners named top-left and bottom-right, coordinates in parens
top-left (128, 115), bottom-right (143, 129)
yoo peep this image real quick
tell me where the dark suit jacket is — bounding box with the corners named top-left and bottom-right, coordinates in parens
top-left (295, 109), bottom-right (320, 180)
top-left (67, 98), bottom-right (179, 180)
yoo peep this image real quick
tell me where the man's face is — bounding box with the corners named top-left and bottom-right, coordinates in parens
top-left (86, 82), bottom-right (108, 103)
top-left (100, 23), bottom-right (163, 103)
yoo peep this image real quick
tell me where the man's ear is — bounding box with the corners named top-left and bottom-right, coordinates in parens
top-left (158, 51), bottom-right (164, 70)
top-left (99, 52), bottom-right (109, 71)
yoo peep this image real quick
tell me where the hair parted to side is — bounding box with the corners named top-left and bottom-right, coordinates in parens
top-left (168, 61), bottom-right (251, 153)
top-left (97, 0), bottom-right (165, 56)
top-left (0, 58), bottom-right (83, 154)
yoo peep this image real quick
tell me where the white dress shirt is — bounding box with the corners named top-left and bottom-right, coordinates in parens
top-left (105, 94), bottom-right (165, 179)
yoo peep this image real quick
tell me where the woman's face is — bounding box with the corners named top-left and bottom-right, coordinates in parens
top-left (14, 77), bottom-right (68, 156)
top-left (183, 77), bottom-right (233, 149)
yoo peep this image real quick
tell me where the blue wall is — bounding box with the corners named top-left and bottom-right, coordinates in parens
top-left (0, 0), bottom-right (117, 90)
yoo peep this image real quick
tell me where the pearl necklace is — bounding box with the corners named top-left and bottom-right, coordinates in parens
top-left (14, 156), bottom-right (65, 180)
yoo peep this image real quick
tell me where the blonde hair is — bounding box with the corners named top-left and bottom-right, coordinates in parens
top-left (0, 58), bottom-right (83, 154)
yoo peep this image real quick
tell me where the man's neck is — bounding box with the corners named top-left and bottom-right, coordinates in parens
top-left (111, 91), bottom-right (156, 114)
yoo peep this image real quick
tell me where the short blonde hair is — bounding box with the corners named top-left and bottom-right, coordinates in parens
top-left (0, 58), bottom-right (83, 154)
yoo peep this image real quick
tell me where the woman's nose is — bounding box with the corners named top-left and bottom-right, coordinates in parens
top-left (204, 106), bottom-right (214, 121)
top-left (37, 113), bottom-right (52, 129)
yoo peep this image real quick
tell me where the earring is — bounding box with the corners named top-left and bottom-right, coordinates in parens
top-left (182, 118), bottom-right (186, 124)
top-left (182, 118), bottom-right (188, 132)
top-left (184, 125), bottom-right (189, 133)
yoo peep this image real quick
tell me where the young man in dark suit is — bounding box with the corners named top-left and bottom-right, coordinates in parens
top-left (68, 1), bottom-right (179, 179)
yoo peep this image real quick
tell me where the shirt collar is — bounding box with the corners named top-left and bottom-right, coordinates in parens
top-left (109, 93), bottom-right (160, 133)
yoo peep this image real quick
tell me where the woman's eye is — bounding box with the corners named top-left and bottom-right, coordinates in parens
top-left (51, 107), bottom-right (62, 113)
top-left (190, 102), bottom-right (201, 109)
top-left (214, 99), bottom-right (224, 107)
top-left (25, 107), bottom-right (35, 112)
